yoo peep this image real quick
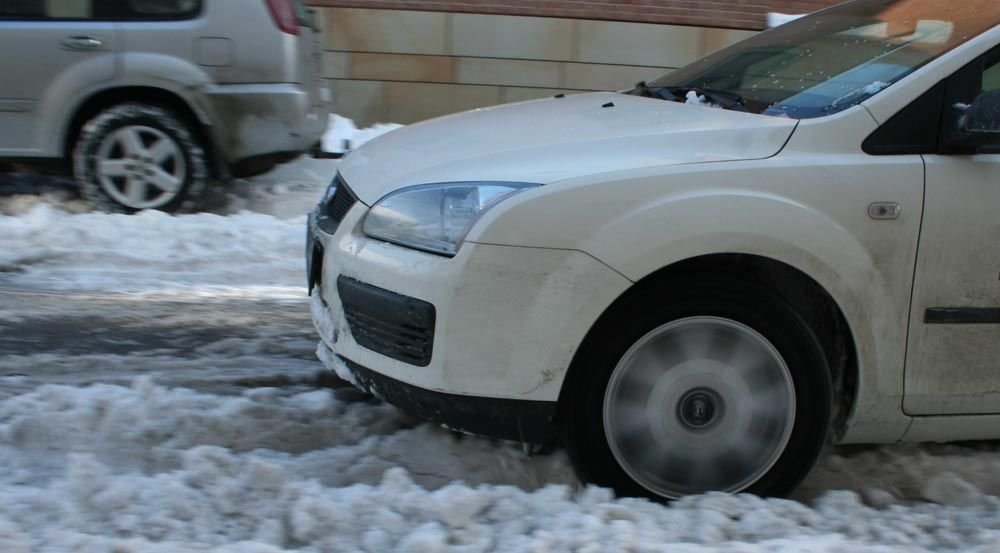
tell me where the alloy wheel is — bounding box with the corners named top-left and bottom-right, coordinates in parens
top-left (95, 125), bottom-right (187, 210)
top-left (602, 316), bottom-right (796, 498)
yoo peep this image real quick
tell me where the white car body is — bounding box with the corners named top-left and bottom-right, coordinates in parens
top-left (310, 1), bottom-right (1000, 498)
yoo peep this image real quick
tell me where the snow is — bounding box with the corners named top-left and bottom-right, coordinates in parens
top-left (0, 115), bottom-right (401, 298)
top-left (5, 117), bottom-right (1000, 551)
top-left (316, 341), bottom-right (358, 388)
top-left (685, 90), bottom-right (709, 105)
top-left (321, 114), bottom-right (403, 155)
top-left (863, 81), bottom-right (890, 95)
top-left (3, 380), bottom-right (1000, 552)
top-left (0, 205), bottom-right (306, 297)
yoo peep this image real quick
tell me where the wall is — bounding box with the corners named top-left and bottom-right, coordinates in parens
top-left (310, 1), bottom-right (844, 125)
top-left (309, 0), bottom-right (840, 31)
top-left (317, 7), bottom-right (764, 126)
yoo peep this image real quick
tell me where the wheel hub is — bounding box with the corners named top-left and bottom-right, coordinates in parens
top-left (678, 388), bottom-right (721, 429)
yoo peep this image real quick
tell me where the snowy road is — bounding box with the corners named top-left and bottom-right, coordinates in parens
top-left (0, 287), bottom-right (324, 398)
top-left (4, 134), bottom-right (1000, 551)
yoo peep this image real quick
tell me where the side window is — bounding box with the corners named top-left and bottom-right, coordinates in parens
top-left (934, 47), bottom-right (1000, 154)
top-left (0, 0), bottom-right (201, 20)
top-left (0, 0), bottom-right (93, 19)
top-left (981, 60), bottom-right (1000, 92)
top-left (0, 1), bottom-right (45, 17)
top-left (48, 0), bottom-right (93, 18)
top-left (125, 0), bottom-right (201, 19)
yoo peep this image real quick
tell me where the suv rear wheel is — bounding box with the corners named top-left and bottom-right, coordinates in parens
top-left (564, 275), bottom-right (832, 500)
top-left (73, 103), bottom-right (208, 213)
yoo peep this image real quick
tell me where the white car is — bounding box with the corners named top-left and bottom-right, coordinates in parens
top-left (309, 0), bottom-right (1000, 500)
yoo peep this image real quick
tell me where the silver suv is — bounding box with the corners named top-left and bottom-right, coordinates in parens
top-left (0, 0), bottom-right (330, 212)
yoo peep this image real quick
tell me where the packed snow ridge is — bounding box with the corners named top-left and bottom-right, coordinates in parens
top-left (2, 380), bottom-right (1000, 552)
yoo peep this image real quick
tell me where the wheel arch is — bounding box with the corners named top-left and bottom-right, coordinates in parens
top-left (558, 252), bottom-right (859, 442)
top-left (64, 87), bottom-right (220, 179)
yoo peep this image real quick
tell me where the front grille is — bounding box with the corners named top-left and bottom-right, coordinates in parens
top-left (325, 176), bottom-right (357, 224)
top-left (337, 276), bottom-right (436, 367)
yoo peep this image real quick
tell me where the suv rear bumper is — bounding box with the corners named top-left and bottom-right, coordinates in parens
top-left (200, 83), bottom-right (329, 165)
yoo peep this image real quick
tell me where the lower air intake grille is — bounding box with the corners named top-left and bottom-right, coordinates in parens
top-left (337, 276), bottom-right (436, 367)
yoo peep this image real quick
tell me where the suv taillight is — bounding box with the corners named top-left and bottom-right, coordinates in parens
top-left (265, 0), bottom-right (299, 35)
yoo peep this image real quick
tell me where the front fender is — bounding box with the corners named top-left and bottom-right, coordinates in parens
top-left (471, 155), bottom-right (925, 443)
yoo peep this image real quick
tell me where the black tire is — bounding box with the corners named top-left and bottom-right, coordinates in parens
top-left (563, 274), bottom-right (832, 500)
top-left (73, 103), bottom-right (209, 213)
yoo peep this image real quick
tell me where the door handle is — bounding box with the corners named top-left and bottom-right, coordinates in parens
top-left (61, 36), bottom-right (103, 51)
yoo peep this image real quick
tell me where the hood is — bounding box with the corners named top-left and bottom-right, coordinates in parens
top-left (338, 92), bottom-right (797, 205)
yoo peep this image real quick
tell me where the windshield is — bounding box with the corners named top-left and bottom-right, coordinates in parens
top-left (640, 0), bottom-right (1000, 119)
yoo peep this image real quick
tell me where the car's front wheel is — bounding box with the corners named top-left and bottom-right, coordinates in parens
top-left (73, 103), bottom-right (209, 213)
top-left (564, 275), bottom-right (832, 500)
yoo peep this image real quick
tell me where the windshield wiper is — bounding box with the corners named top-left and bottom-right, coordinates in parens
top-left (631, 82), bottom-right (748, 112)
top-left (633, 81), bottom-right (681, 101)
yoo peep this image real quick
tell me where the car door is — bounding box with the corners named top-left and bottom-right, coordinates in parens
top-left (904, 48), bottom-right (1000, 415)
top-left (0, 0), bottom-right (118, 156)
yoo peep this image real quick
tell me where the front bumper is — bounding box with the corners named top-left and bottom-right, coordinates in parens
top-left (307, 200), bottom-right (631, 441)
top-left (318, 341), bottom-right (557, 442)
top-left (200, 83), bottom-right (329, 163)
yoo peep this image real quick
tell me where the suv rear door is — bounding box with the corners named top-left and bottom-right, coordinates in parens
top-left (0, 1), bottom-right (119, 156)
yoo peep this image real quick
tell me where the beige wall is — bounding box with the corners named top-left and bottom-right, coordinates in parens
top-left (319, 8), bottom-right (756, 126)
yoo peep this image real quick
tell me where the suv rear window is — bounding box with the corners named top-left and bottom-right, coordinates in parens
top-left (0, 0), bottom-right (202, 20)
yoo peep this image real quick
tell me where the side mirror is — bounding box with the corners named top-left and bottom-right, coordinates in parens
top-left (942, 90), bottom-right (1000, 153)
top-left (961, 90), bottom-right (1000, 135)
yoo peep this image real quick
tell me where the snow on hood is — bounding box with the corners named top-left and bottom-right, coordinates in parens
top-left (338, 92), bottom-right (797, 205)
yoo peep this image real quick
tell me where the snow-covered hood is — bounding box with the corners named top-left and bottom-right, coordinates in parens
top-left (338, 92), bottom-right (797, 205)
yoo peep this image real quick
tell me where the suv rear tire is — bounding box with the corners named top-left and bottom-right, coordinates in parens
top-left (564, 275), bottom-right (832, 500)
top-left (73, 103), bottom-right (209, 213)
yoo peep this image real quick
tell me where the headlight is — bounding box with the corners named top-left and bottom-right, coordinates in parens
top-left (363, 182), bottom-right (538, 256)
